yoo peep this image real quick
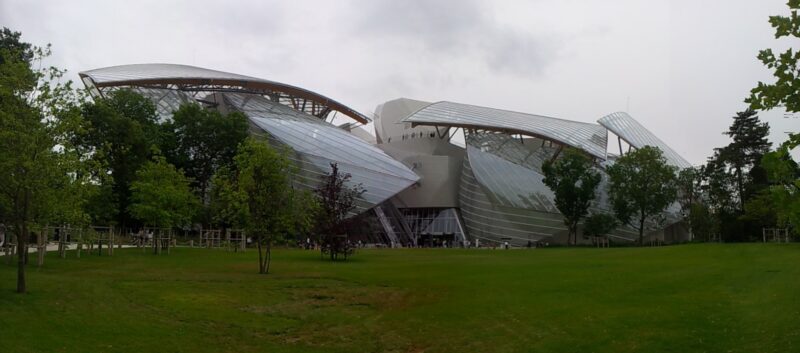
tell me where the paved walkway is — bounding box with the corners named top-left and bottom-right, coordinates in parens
top-left (2, 243), bottom-right (136, 253)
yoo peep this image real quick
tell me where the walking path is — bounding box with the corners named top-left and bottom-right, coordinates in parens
top-left (2, 243), bottom-right (136, 253)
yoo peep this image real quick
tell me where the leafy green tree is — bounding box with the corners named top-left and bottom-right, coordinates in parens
top-left (607, 146), bottom-right (678, 245)
top-left (315, 162), bottom-right (365, 260)
top-left (741, 190), bottom-right (779, 228)
top-left (209, 166), bottom-right (248, 232)
top-left (542, 148), bottom-right (601, 245)
top-left (75, 90), bottom-right (160, 227)
top-left (582, 213), bottom-right (617, 239)
top-left (677, 167), bottom-right (712, 241)
top-left (761, 135), bottom-right (800, 234)
top-left (689, 203), bottom-right (718, 242)
top-left (0, 28), bottom-right (84, 293)
top-left (713, 110), bottom-right (771, 211)
top-left (702, 110), bottom-right (771, 241)
top-left (235, 138), bottom-right (307, 274)
top-left (747, 0), bottom-right (800, 113)
top-left (0, 27), bottom-right (33, 64)
top-left (291, 190), bottom-right (319, 245)
top-left (129, 156), bottom-right (198, 231)
top-left (748, 1), bottom-right (800, 236)
top-left (161, 104), bottom-right (249, 205)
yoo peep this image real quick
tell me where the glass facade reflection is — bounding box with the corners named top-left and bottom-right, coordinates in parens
top-left (400, 208), bottom-right (466, 246)
top-left (79, 63), bottom-right (692, 246)
top-left (219, 93), bottom-right (419, 213)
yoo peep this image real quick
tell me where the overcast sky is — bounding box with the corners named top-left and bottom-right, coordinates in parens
top-left (1, 0), bottom-right (795, 165)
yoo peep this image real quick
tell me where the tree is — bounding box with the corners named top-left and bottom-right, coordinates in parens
top-left (0, 28), bottom-right (33, 65)
top-left (748, 1), bottom-right (800, 236)
top-left (677, 167), bottom-right (707, 240)
top-left (289, 189), bottom-right (319, 247)
top-left (701, 110), bottom-right (771, 241)
top-left (583, 213), bottom-right (617, 240)
top-left (607, 146), bottom-right (678, 245)
top-left (761, 135), bottom-right (800, 234)
top-left (676, 167), bottom-right (724, 242)
top-left (235, 138), bottom-right (305, 274)
top-left (542, 148), bottom-right (601, 245)
top-left (128, 156), bottom-right (198, 250)
top-left (689, 203), bottom-right (718, 242)
top-left (75, 89), bottom-right (160, 227)
top-left (0, 28), bottom-right (82, 293)
top-left (161, 104), bottom-right (249, 205)
top-left (209, 166), bottom-right (248, 233)
top-left (713, 110), bottom-right (771, 212)
top-left (747, 0), bottom-right (800, 113)
top-left (314, 162), bottom-right (364, 260)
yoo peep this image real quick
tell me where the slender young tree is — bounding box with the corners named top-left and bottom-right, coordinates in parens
top-left (542, 148), bottom-right (601, 245)
top-left (235, 138), bottom-right (300, 274)
top-left (607, 146), bottom-right (678, 245)
top-left (315, 163), bottom-right (364, 260)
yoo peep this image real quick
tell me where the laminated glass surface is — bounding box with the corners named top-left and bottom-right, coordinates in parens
top-left (80, 63), bottom-right (264, 85)
top-left (466, 146), bottom-right (557, 212)
top-left (400, 208), bottom-right (465, 241)
top-left (221, 93), bottom-right (419, 211)
top-left (465, 131), bottom-right (559, 175)
top-left (125, 87), bottom-right (196, 121)
top-left (598, 112), bottom-right (691, 169)
top-left (403, 101), bottom-right (608, 159)
top-left (460, 131), bottom-right (651, 244)
top-left (459, 155), bottom-right (567, 246)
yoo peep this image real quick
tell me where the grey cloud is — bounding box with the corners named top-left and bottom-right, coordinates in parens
top-left (482, 28), bottom-right (560, 77)
top-left (350, 0), bottom-right (560, 77)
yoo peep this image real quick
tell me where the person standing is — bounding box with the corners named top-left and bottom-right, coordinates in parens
top-left (0, 223), bottom-right (5, 247)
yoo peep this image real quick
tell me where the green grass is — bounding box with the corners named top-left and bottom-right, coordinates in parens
top-left (1, 244), bottom-right (799, 353)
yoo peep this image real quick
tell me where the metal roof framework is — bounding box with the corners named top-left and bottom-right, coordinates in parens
top-left (598, 112), bottom-right (691, 169)
top-left (79, 63), bottom-right (370, 124)
top-left (402, 101), bottom-right (609, 160)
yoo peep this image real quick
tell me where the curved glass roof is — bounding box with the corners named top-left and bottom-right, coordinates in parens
top-left (402, 101), bottom-right (608, 159)
top-left (79, 63), bottom-right (370, 124)
top-left (466, 146), bottom-right (557, 212)
top-left (220, 93), bottom-right (419, 208)
top-left (598, 112), bottom-right (691, 169)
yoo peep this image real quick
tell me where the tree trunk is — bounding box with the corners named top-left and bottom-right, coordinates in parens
top-left (16, 188), bottom-right (31, 294)
top-left (264, 241), bottom-right (271, 274)
top-left (572, 225), bottom-right (577, 245)
top-left (736, 166), bottom-right (745, 213)
top-left (257, 234), bottom-right (265, 274)
top-left (568, 224), bottom-right (576, 246)
top-left (638, 217), bottom-right (646, 246)
top-left (17, 221), bottom-right (27, 294)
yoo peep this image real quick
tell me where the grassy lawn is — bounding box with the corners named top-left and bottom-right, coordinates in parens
top-left (0, 244), bottom-right (798, 353)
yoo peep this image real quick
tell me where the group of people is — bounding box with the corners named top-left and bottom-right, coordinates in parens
top-left (133, 229), bottom-right (154, 245)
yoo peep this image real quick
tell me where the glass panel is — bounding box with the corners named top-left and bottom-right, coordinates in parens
top-left (598, 112), bottom-right (691, 169)
top-left (404, 101), bottom-right (608, 159)
top-left (223, 93), bottom-right (419, 212)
